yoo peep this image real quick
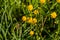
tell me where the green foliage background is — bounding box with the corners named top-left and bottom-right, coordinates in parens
top-left (0, 0), bottom-right (60, 40)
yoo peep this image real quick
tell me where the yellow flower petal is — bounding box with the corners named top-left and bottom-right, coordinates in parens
top-left (27, 5), bottom-right (33, 11)
top-left (51, 12), bottom-right (57, 18)
top-left (22, 16), bottom-right (27, 21)
top-left (29, 31), bottom-right (34, 36)
top-left (27, 17), bottom-right (33, 23)
top-left (33, 18), bottom-right (37, 24)
top-left (33, 10), bottom-right (39, 14)
top-left (56, 0), bottom-right (60, 3)
top-left (40, 0), bottom-right (46, 4)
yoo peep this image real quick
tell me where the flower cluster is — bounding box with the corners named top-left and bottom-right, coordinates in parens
top-left (22, 16), bottom-right (37, 24)
top-left (21, 0), bottom-right (59, 37)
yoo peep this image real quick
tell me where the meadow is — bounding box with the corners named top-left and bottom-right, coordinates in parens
top-left (0, 0), bottom-right (60, 40)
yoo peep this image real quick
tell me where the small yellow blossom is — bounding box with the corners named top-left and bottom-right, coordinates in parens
top-left (22, 16), bottom-right (27, 21)
top-left (33, 10), bottom-right (39, 14)
top-left (27, 17), bottom-right (37, 24)
top-left (27, 4), bottom-right (33, 11)
top-left (40, 0), bottom-right (46, 4)
top-left (33, 18), bottom-right (37, 24)
top-left (51, 12), bottom-right (57, 19)
top-left (56, 0), bottom-right (60, 3)
top-left (29, 31), bottom-right (34, 36)
top-left (27, 17), bottom-right (33, 23)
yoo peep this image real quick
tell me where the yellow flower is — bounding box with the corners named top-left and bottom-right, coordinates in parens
top-left (27, 17), bottom-right (33, 23)
top-left (33, 18), bottom-right (37, 24)
top-left (56, 0), bottom-right (60, 3)
top-left (22, 16), bottom-right (27, 21)
top-left (27, 17), bottom-right (37, 24)
top-left (27, 4), bottom-right (33, 11)
top-left (40, 0), bottom-right (46, 4)
top-left (33, 10), bottom-right (39, 14)
top-left (51, 12), bottom-right (57, 18)
top-left (29, 31), bottom-right (34, 36)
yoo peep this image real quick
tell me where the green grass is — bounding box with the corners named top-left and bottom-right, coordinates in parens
top-left (0, 0), bottom-right (60, 40)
